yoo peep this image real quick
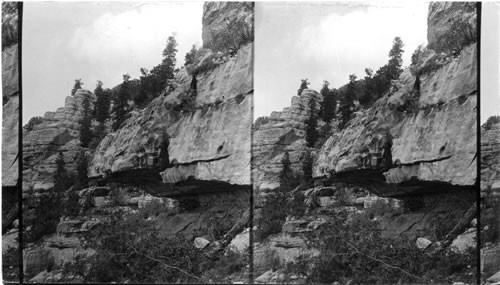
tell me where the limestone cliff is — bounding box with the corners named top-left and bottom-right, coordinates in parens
top-left (89, 6), bottom-right (253, 196)
top-left (2, 2), bottom-right (19, 188)
top-left (23, 90), bottom-right (96, 192)
top-left (314, 5), bottom-right (477, 197)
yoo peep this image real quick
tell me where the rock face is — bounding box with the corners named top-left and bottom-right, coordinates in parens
top-left (2, 2), bottom-right (19, 187)
top-left (314, 43), bottom-right (476, 197)
top-left (427, 2), bottom-right (477, 53)
top-left (89, 44), bottom-right (253, 194)
top-left (481, 123), bottom-right (500, 279)
top-left (252, 89), bottom-right (322, 192)
top-left (202, 2), bottom-right (253, 53)
top-left (23, 90), bottom-right (96, 192)
top-left (481, 123), bottom-right (500, 192)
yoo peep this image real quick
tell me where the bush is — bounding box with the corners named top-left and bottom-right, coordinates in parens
top-left (213, 16), bottom-right (253, 55)
top-left (256, 188), bottom-right (306, 241)
top-left (23, 192), bottom-right (63, 243)
top-left (483, 115), bottom-right (500, 130)
top-left (24, 116), bottom-right (43, 131)
top-left (202, 250), bottom-right (248, 282)
top-left (2, 246), bottom-right (19, 281)
top-left (430, 16), bottom-right (477, 55)
top-left (63, 209), bottom-right (211, 283)
top-left (286, 208), bottom-right (476, 284)
top-left (253, 116), bottom-right (270, 129)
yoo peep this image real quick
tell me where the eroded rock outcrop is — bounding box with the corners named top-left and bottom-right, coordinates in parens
top-left (314, 45), bottom-right (476, 197)
top-left (481, 123), bottom-right (500, 192)
top-left (252, 90), bottom-right (322, 192)
top-left (23, 90), bottom-right (96, 192)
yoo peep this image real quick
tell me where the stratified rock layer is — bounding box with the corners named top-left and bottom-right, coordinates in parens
top-left (481, 123), bottom-right (500, 192)
top-left (314, 44), bottom-right (477, 196)
top-left (23, 90), bottom-right (96, 192)
top-left (90, 44), bottom-right (253, 191)
top-left (252, 89), bottom-right (322, 191)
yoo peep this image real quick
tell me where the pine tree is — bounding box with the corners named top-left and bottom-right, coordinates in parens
top-left (320, 80), bottom-right (329, 97)
top-left (95, 81), bottom-right (111, 123)
top-left (279, 151), bottom-right (296, 189)
top-left (302, 150), bottom-right (313, 186)
top-left (184, 44), bottom-right (197, 66)
top-left (297, 79), bottom-right (310, 96)
top-left (320, 80), bottom-right (337, 123)
top-left (305, 99), bottom-right (318, 148)
top-left (113, 74), bottom-right (131, 131)
top-left (162, 35), bottom-right (178, 90)
top-left (79, 96), bottom-right (93, 147)
top-left (54, 152), bottom-right (69, 193)
top-left (74, 150), bottom-right (89, 190)
top-left (338, 74), bottom-right (357, 130)
top-left (137, 35), bottom-right (179, 106)
top-left (386, 37), bottom-right (404, 81)
top-left (361, 37), bottom-right (405, 106)
top-left (71, 79), bottom-right (83, 96)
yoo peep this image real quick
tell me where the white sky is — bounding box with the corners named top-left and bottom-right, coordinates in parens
top-left (18, 1), bottom-right (500, 124)
top-left (254, 1), bottom-right (429, 119)
top-left (22, 2), bottom-right (203, 124)
top-left (481, 2), bottom-right (500, 123)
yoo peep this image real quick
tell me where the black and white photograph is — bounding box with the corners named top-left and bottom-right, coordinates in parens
top-left (2, 1), bottom-right (500, 284)
top-left (253, 2), bottom-right (478, 284)
top-left (17, 2), bottom-right (253, 283)
top-left (480, 2), bottom-right (500, 284)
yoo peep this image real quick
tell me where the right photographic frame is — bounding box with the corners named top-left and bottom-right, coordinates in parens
top-left (253, 2), bottom-right (480, 284)
top-left (481, 2), bottom-right (500, 284)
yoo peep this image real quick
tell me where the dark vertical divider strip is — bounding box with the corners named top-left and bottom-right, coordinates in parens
top-left (17, 1), bottom-right (23, 283)
top-left (476, 2), bottom-right (482, 284)
top-left (249, 3), bottom-right (255, 283)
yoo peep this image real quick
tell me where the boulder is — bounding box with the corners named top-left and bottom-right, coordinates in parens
top-left (194, 237), bottom-right (210, 249)
top-left (29, 270), bottom-right (63, 283)
top-left (451, 228), bottom-right (476, 253)
top-left (253, 243), bottom-right (279, 276)
top-left (282, 217), bottom-right (326, 234)
top-left (481, 246), bottom-right (500, 275)
top-left (416, 237), bottom-right (432, 250)
top-left (487, 271), bottom-right (500, 283)
top-left (229, 227), bottom-right (250, 254)
top-left (23, 248), bottom-right (52, 275)
top-left (45, 236), bottom-right (80, 249)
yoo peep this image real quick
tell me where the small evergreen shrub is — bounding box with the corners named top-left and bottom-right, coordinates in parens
top-left (24, 116), bottom-right (43, 131)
